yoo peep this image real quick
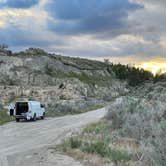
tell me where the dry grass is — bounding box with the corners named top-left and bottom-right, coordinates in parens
top-left (61, 83), bottom-right (166, 166)
top-left (64, 148), bottom-right (115, 166)
top-left (61, 120), bottom-right (132, 165)
top-left (106, 83), bottom-right (166, 166)
top-left (0, 105), bottom-right (14, 125)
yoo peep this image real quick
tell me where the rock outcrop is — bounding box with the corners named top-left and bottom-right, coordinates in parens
top-left (0, 48), bottom-right (128, 111)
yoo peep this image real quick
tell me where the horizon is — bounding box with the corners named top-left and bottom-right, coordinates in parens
top-left (2, 46), bottom-right (165, 76)
top-left (0, 0), bottom-right (166, 74)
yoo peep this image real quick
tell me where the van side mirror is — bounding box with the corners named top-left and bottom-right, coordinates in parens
top-left (40, 104), bottom-right (45, 108)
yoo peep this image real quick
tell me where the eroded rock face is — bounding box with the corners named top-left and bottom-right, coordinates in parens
top-left (0, 50), bottom-right (111, 86)
top-left (0, 79), bottom-right (127, 105)
top-left (0, 49), bottom-right (129, 114)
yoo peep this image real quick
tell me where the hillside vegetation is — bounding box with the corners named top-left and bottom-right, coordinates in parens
top-left (0, 46), bottom-right (166, 165)
top-left (0, 47), bottom-right (155, 87)
top-left (0, 47), bottom-right (165, 123)
top-left (0, 104), bottom-right (13, 125)
top-left (62, 82), bottom-right (166, 166)
top-left (0, 47), bottom-right (156, 119)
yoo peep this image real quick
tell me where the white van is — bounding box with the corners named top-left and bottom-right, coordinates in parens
top-left (9, 101), bottom-right (45, 122)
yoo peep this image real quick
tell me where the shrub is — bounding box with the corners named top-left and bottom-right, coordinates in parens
top-left (63, 136), bottom-right (131, 164)
top-left (66, 71), bottom-right (112, 86)
top-left (106, 96), bottom-right (138, 129)
top-left (46, 101), bottom-right (103, 117)
top-left (81, 140), bottom-right (108, 157)
top-left (0, 105), bottom-right (13, 125)
top-left (110, 63), bottom-right (153, 86)
top-left (83, 120), bottom-right (109, 134)
top-left (142, 120), bottom-right (166, 166)
top-left (46, 102), bottom-right (73, 116)
top-left (69, 137), bottom-right (82, 149)
top-left (102, 93), bottom-right (113, 101)
top-left (120, 112), bottom-right (154, 140)
top-left (45, 64), bottom-right (54, 76)
top-left (106, 90), bottom-right (166, 165)
top-left (108, 148), bottom-right (131, 164)
top-left (0, 75), bottom-right (17, 86)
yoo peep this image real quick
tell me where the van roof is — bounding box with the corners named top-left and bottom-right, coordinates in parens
top-left (16, 101), bottom-right (40, 104)
top-left (16, 101), bottom-right (28, 103)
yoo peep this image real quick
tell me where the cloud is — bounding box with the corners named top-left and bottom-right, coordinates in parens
top-left (0, 16), bottom-right (67, 51)
top-left (0, 0), bottom-right (165, 64)
top-left (46, 0), bottom-right (142, 36)
top-left (128, 0), bottom-right (166, 41)
top-left (0, 0), bottom-right (55, 49)
top-left (0, 20), bottom-right (5, 27)
top-left (49, 34), bottom-right (166, 61)
top-left (0, 0), bottom-right (39, 8)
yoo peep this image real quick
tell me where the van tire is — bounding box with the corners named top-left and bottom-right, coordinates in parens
top-left (32, 113), bottom-right (37, 121)
top-left (41, 112), bottom-right (45, 119)
top-left (16, 118), bottom-right (19, 122)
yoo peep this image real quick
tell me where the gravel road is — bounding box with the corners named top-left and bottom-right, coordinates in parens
top-left (0, 108), bottom-right (106, 166)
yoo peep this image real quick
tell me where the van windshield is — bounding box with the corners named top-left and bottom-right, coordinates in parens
top-left (16, 102), bottom-right (28, 115)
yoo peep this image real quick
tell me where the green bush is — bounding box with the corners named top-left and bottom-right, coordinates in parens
top-left (83, 120), bottom-right (109, 134)
top-left (108, 148), bottom-right (131, 164)
top-left (66, 71), bottom-right (112, 86)
top-left (0, 105), bottom-right (13, 125)
top-left (46, 101), bottom-right (104, 117)
top-left (69, 137), bottom-right (82, 149)
top-left (82, 140), bottom-right (108, 157)
top-left (63, 137), bottom-right (131, 163)
top-left (110, 63), bottom-right (153, 86)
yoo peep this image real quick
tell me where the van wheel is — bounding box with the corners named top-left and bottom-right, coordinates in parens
top-left (16, 118), bottom-right (19, 122)
top-left (33, 113), bottom-right (37, 121)
top-left (41, 113), bottom-right (45, 119)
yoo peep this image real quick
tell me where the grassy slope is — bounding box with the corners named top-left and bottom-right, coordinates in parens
top-left (46, 104), bottom-right (104, 117)
top-left (61, 120), bottom-right (131, 165)
top-left (0, 105), bottom-right (13, 125)
top-left (61, 82), bottom-right (166, 166)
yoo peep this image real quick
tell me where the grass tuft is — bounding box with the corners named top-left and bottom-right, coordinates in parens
top-left (0, 105), bottom-right (14, 125)
top-left (61, 120), bottom-right (131, 164)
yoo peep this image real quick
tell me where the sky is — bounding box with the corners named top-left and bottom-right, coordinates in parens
top-left (0, 0), bottom-right (166, 73)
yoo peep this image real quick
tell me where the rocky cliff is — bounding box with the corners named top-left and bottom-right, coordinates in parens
top-left (0, 48), bottom-right (128, 112)
top-left (0, 48), bottom-right (111, 86)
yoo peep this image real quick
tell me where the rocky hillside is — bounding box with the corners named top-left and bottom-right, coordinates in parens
top-left (0, 48), bottom-right (128, 113)
top-left (62, 81), bottom-right (166, 166)
top-left (0, 48), bottom-right (111, 86)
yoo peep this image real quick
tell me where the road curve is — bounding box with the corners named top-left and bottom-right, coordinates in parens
top-left (0, 108), bottom-right (107, 166)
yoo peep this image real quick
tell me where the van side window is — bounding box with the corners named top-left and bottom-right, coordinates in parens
top-left (40, 104), bottom-right (45, 108)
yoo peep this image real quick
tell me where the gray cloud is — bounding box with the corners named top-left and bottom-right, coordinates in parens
top-left (46, 0), bottom-right (142, 36)
top-left (0, 0), bottom-right (39, 9)
top-left (0, 0), bottom-right (165, 63)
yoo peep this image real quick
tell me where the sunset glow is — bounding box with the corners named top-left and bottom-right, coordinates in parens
top-left (0, 0), bottom-right (165, 69)
top-left (136, 60), bottom-right (166, 75)
top-left (0, 20), bottom-right (5, 27)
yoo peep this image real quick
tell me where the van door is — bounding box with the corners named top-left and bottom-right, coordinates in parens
top-left (15, 102), bottom-right (28, 115)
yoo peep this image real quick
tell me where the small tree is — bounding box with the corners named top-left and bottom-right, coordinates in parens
top-left (153, 69), bottom-right (163, 83)
top-left (104, 59), bottom-right (110, 65)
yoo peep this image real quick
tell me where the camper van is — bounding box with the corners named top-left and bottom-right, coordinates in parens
top-left (9, 101), bottom-right (45, 122)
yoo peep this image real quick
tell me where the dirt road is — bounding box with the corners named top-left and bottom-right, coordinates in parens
top-left (0, 108), bottom-right (106, 166)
